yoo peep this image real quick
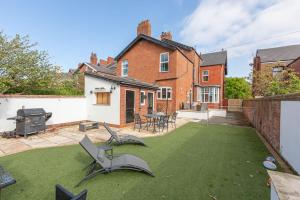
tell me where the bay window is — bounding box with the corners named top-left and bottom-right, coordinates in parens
top-left (198, 87), bottom-right (219, 103)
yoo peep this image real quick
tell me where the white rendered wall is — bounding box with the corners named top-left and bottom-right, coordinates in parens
top-left (280, 101), bottom-right (300, 174)
top-left (0, 96), bottom-right (87, 132)
top-left (85, 75), bottom-right (120, 125)
top-left (177, 109), bottom-right (227, 120)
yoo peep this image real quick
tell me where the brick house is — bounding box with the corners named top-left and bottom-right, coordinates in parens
top-left (197, 51), bottom-right (227, 108)
top-left (287, 56), bottom-right (300, 77)
top-left (253, 44), bottom-right (300, 73)
top-left (83, 20), bottom-right (227, 126)
top-left (76, 53), bottom-right (117, 74)
top-left (252, 44), bottom-right (300, 96)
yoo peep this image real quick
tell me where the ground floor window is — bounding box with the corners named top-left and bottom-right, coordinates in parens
top-left (96, 92), bottom-right (110, 105)
top-left (140, 91), bottom-right (145, 105)
top-left (198, 87), bottom-right (219, 103)
top-left (157, 87), bottom-right (172, 100)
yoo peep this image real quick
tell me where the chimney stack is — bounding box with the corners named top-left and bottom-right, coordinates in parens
top-left (137, 20), bottom-right (151, 36)
top-left (160, 32), bottom-right (172, 40)
top-left (107, 56), bottom-right (114, 65)
top-left (90, 52), bottom-right (98, 65)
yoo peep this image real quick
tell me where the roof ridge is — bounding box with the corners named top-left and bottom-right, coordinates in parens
top-left (257, 44), bottom-right (300, 51)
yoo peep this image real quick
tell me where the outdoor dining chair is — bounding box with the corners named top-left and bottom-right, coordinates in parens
top-left (77, 136), bottom-right (154, 186)
top-left (56, 184), bottom-right (87, 200)
top-left (133, 113), bottom-right (145, 132)
top-left (103, 123), bottom-right (146, 146)
top-left (168, 112), bottom-right (178, 128)
top-left (156, 115), bottom-right (170, 132)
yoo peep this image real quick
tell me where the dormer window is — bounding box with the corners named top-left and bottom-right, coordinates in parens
top-left (160, 52), bottom-right (169, 72)
top-left (121, 60), bottom-right (128, 77)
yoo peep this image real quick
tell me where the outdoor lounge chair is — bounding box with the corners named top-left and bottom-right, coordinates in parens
top-left (56, 184), bottom-right (87, 200)
top-left (77, 136), bottom-right (154, 186)
top-left (103, 123), bottom-right (146, 146)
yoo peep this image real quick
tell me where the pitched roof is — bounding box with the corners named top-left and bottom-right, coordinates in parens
top-left (257, 44), bottom-right (300, 63)
top-left (114, 34), bottom-right (195, 64)
top-left (161, 38), bottom-right (193, 51)
top-left (201, 51), bottom-right (227, 66)
top-left (85, 71), bottom-right (159, 90)
top-left (105, 62), bottom-right (117, 73)
top-left (115, 34), bottom-right (176, 60)
top-left (81, 62), bottom-right (116, 75)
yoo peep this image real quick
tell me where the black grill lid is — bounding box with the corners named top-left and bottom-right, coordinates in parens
top-left (17, 108), bottom-right (46, 116)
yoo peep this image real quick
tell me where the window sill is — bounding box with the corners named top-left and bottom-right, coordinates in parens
top-left (93, 104), bottom-right (111, 106)
top-left (157, 99), bottom-right (172, 101)
top-left (159, 71), bottom-right (169, 73)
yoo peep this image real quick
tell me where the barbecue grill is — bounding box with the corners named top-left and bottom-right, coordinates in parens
top-left (7, 108), bottom-right (52, 137)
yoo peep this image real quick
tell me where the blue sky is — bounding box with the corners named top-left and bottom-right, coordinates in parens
top-left (1, 0), bottom-right (300, 77)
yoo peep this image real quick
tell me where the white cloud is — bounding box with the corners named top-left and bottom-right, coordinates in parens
top-left (180, 0), bottom-right (300, 59)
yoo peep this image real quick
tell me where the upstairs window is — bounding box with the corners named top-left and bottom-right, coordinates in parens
top-left (121, 60), bottom-right (128, 77)
top-left (96, 92), bottom-right (111, 105)
top-left (157, 87), bottom-right (172, 100)
top-left (202, 70), bottom-right (209, 82)
top-left (160, 52), bottom-right (169, 72)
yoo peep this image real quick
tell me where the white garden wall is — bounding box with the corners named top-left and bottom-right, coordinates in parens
top-left (177, 109), bottom-right (227, 120)
top-left (0, 96), bottom-right (87, 132)
top-left (85, 75), bottom-right (120, 125)
top-left (280, 101), bottom-right (300, 174)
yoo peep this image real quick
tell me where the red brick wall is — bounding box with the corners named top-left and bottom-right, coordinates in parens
top-left (116, 39), bottom-right (194, 113)
top-left (119, 85), bottom-right (157, 126)
top-left (116, 40), bottom-right (177, 82)
top-left (289, 58), bottom-right (300, 77)
top-left (175, 51), bottom-right (194, 110)
top-left (243, 93), bottom-right (300, 152)
top-left (198, 65), bottom-right (225, 108)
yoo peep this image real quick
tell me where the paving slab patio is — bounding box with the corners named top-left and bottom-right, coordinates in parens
top-left (0, 118), bottom-right (189, 157)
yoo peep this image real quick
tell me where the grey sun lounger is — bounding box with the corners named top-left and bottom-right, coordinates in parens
top-left (77, 136), bottom-right (154, 186)
top-left (103, 123), bottom-right (146, 146)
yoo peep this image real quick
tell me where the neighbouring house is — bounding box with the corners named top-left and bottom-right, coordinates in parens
top-left (253, 44), bottom-right (300, 73)
top-left (287, 56), bottom-right (300, 77)
top-left (252, 44), bottom-right (300, 96)
top-left (198, 50), bottom-right (227, 108)
top-left (84, 20), bottom-right (227, 127)
top-left (75, 53), bottom-right (117, 74)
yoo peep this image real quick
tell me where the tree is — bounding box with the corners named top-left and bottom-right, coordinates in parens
top-left (225, 77), bottom-right (251, 99)
top-left (0, 31), bottom-right (83, 95)
top-left (252, 67), bottom-right (300, 96)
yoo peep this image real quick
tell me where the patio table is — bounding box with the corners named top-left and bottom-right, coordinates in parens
top-left (143, 113), bottom-right (164, 133)
top-left (0, 165), bottom-right (16, 200)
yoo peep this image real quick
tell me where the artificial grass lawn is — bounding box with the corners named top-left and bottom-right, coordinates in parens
top-left (0, 123), bottom-right (270, 200)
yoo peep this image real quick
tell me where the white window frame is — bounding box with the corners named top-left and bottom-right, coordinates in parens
top-left (157, 87), bottom-right (172, 100)
top-left (198, 87), bottom-right (219, 103)
top-left (159, 52), bottom-right (169, 72)
top-left (202, 70), bottom-right (209, 82)
top-left (140, 91), bottom-right (146, 106)
top-left (121, 60), bottom-right (128, 77)
top-left (272, 66), bottom-right (283, 76)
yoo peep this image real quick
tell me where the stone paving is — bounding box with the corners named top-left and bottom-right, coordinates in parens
top-left (0, 118), bottom-right (189, 157)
